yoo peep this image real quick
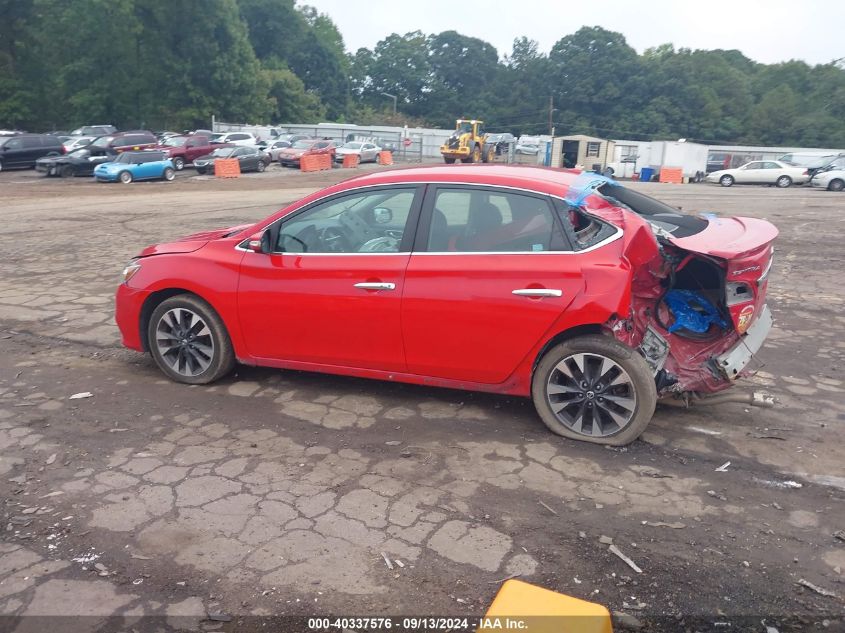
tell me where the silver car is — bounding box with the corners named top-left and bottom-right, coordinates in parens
top-left (262, 140), bottom-right (292, 162)
top-left (335, 141), bottom-right (380, 163)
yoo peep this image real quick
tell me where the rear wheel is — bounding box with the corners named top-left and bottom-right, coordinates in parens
top-left (829, 178), bottom-right (845, 192)
top-left (172, 157), bottom-right (185, 171)
top-left (163, 167), bottom-right (175, 181)
top-left (531, 335), bottom-right (657, 446)
top-left (482, 146), bottom-right (494, 163)
top-left (776, 175), bottom-right (792, 188)
top-left (719, 174), bottom-right (734, 187)
top-left (119, 171), bottom-right (133, 184)
top-left (148, 294), bottom-right (235, 385)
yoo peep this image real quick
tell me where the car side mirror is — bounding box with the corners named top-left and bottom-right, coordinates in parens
top-left (247, 231), bottom-right (272, 254)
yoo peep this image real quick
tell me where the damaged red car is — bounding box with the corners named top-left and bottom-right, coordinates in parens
top-left (115, 165), bottom-right (776, 445)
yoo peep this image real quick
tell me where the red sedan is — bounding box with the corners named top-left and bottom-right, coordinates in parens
top-left (277, 139), bottom-right (335, 167)
top-left (115, 165), bottom-right (777, 445)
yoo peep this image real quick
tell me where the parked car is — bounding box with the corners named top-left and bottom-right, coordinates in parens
top-left (515, 138), bottom-right (540, 155)
top-left (810, 166), bottom-right (845, 191)
top-left (114, 166), bottom-right (777, 446)
top-left (779, 151), bottom-right (843, 175)
top-left (94, 150), bottom-right (175, 184)
top-left (334, 141), bottom-right (380, 164)
top-left (0, 133), bottom-right (65, 171)
top-left (706, 160), bottom-right (809, 187)
top-left (62, 136), bottom-right (96, 152)
top-left (486, 133), bottom-right (516, 156)
top-left (210, 132), bottom-right (258, 147)
top-left (155, 135), bottom-right (219, 171)
top-left (36, 146), bottom-right (117, 177)
top-left (70, 125), bottom-right (117, 136)
top-left (193, 146), bottom-right (269, 175)
top-left (258, 139), bottom-right (292, 162)
top-left (278, 139), bottom-right (336, 167)
top-left (88, 131), bottom-right (158, 153)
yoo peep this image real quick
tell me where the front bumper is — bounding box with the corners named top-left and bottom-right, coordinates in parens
top-left (114, 283), bottom-right (150, 352)
top-left (715, 304), bottom-right (773, 380)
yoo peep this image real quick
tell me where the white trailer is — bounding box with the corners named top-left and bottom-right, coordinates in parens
top-left (647, 141), bottom-right (708, 180)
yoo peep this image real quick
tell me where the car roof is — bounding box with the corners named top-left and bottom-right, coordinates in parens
top-left (335, 164), bottom-right (581, 198)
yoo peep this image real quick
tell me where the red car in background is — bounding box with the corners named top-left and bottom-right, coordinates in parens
top-left (114, 165), bottom-right (776, 445)
top-left (277, 139), bottom-right (335, 167)
top-left (155, 134), bottom-right (220, 171)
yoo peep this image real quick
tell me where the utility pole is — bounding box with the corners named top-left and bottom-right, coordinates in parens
top-left (381, 93), bottom-right (397, 115)
top-left (548, 95), bottom-right (554, 136)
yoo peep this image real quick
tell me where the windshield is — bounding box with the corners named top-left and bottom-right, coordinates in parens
top-left (90, 136), bottom-right (114, 148)
top-left (343, 142), bottom-right (362, 149)
top-left (598, 182), bottom-right (708, 238)
top-left (292, 141), bottom-right (314, 149)
top-left (211, 147), bottom-right (235, 157)
top-left (162, 137), bottom-right (187, 147)
top-left (457, 122), bottom-right (473, 134)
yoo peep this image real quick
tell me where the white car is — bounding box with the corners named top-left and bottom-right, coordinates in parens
top-left (706, 160), bottom-right (809, 188)
top-left (210, 132), bottom-right (258, 147)
top-left (810, 168), bottom-right (845, 191)
top-left (335, 141), bottom-right (381, 163)
top-left (62, 136), bottom-right (96, 151)
top-left (261, 140), bottom-right (292, 162)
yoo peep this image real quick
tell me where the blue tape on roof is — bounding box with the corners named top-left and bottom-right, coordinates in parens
top-left (664, 290), bottom-right (729, 334)
top-left (564, 172), bottom-right (617, 207)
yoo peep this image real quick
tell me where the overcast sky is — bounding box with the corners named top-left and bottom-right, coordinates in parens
top-left (305, 0), bottom-right (844, 66)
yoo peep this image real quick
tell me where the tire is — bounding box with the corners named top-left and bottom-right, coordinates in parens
top-left (531, 335), bottom-right (657, 446)
top-left (173, 157), bottom-right (185, 171)
top-left (719, 175), bottom-right (734, 187)
top-left (829, 178), bottom-right (845, 192)
top-left (196, 168), bottom-right (207, 175)
top-left (119, 170), bottom-right (133, 184)
top-left (148, 294), bottom-right (235, 385)
top-left (776, 175), bottom-right (792, 188)
top-left (444, 157), bottom-right (456, 164)
top-left (471, 144), bottom-right (481, 163)
top-left (59, 165), bottom-right (74, 178)
top-left (256, 160), bottom-right (265, 172)
top-left (0, 161), bottom-right (4, 173)
top-left (163, 167), bottom-right (175, 181)
top-left (481, 146), bottom-right (493, 163)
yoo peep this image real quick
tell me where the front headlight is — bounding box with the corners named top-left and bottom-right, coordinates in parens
top-left (122, 260), bottom-right (141, 284)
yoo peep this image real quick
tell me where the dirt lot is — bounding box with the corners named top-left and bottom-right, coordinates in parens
top-left (0, 163), bottom-right (843, 632)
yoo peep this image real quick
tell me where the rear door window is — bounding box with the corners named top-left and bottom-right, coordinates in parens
top-left (423, 187), bottom-right (566, 253)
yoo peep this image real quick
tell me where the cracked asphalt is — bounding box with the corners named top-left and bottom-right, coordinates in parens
top-left (0, 165), bottom-right (843, 632)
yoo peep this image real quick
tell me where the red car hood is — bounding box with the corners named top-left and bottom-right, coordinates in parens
top-left (668, 216), bottom-right (778, 259)
top-left (138, 224), bottom-right (252, 256)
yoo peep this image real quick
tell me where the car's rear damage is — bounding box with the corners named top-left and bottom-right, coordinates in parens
top-left (579, 178), bottom-right (777, 404)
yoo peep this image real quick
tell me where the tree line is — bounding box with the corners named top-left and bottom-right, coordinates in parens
top-left (2, 0), bottom-right (844, 147)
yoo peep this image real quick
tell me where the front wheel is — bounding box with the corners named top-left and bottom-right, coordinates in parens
top-left (59, 165), bottom-right (74, 178)
top-left (776, 175), bottom-right (792, 188)
top-left (172, 157), bottom-right (185, 171)
top-left (119, 170), bottom-right (133, 184)
top-left (443, 157), bottom-right (456, 164)
top-left (719, 175), bottom-right (734, 187)
top-left (829, 178), bottom-right (845, 192)
top-left (256, 160), bottom-right (265, 172)
top-left (196, 167), bottom-right (207, 175)
top-left (148, 294), bottom-right (235, 385)
top-left (531, 335), bottom-right (657, 446)
top-left (162, 167), bottom-right (175, 181)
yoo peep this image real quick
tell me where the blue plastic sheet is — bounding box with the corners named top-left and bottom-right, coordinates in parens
top-left (664, 290), bottom-right (728, 334)
top-left (563, 172), bottom-right (617, 207)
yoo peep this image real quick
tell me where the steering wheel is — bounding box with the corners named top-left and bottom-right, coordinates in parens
top-left (319, 226), bottom-right (350, 252)
top-left (358, 236), bottom-right (400, 252)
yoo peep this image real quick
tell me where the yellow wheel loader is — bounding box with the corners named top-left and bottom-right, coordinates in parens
top-left (440, 119), bottom-right (495, 164)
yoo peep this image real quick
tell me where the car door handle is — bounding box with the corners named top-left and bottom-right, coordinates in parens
top-left (512, 288), bottom-right (563, 298)
top-left (354, 282), bottom-right (396, 291)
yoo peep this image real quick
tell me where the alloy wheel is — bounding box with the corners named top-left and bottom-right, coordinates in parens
top-left (154, 308), bottom-right (215, 377)
top-left (546, 352), bottom-right (637, 437)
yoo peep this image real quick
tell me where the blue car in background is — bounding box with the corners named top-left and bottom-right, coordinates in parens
top-left (94, 150), bottom-right (175, 184)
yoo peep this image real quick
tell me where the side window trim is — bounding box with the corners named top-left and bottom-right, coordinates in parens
top-left (264, 184), bottom-right (426, 255)
top-left (414, 184), bottom-right (573, 254)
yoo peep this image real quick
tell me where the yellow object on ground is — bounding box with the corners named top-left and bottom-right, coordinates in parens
top-left (479, 579), bottom-right (613, 633)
